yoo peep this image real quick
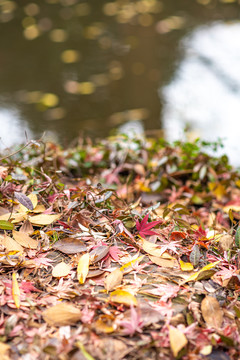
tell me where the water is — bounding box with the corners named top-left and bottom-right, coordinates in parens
top-left (0, 0), bottom-right (240, 163)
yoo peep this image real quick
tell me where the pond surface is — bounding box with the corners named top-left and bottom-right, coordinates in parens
top-left (0, 0), bottom-right (240, 163)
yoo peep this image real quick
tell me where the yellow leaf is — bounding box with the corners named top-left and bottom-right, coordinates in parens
top-left (12, 230), bottom-right (38, 249)
top-left (94, 314), bottom-right (115, 333)
top-left (110, 290), bottom-right (137, 306)
top-left (11, 213), bottom-right (28, 223)
top-left (32, 204), bottom-right (46, 213)
top-left (120, 255), bottom-right (144, 271)
top-left (52, 262), bottom-right (71, 278)
top-left (0, 342), bottom-right (10, 360)
top-left (140, 238), bottom-right (163, 257)
top-left (19, 193), bottom-right (38, 213)
top-left (12, 273), bottom-right (20, 309)
top-left (169, 326), bottom-right (188, 357)
top-left (77, 253), bottom-right (89, 284)
top-left (29, 214), bottom-right (61, 225)
top-left (182, 261), bottom-right (220, 283)
top-left (0, 234), bottom-right (24, 253)
top-left (104, 269), bottom-right (123, 292)
top-left (42, 302), bottom-right (81, 326)
top-left (179, 260), bottom-right (194, 271)
top-left (208, 182), bottom-right (226, 201)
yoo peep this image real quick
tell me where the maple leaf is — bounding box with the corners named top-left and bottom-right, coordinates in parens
top-left (117, 306), bottom-right (143, 336)
top-left (136, 214), bottom-right (162, 238)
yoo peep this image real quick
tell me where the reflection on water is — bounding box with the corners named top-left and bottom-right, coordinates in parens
top-left (0, 0), bottom-right (240, 159)
top-left (0, 106), bottom-right (32, 149)
top-left (162, 21), bottom-right (240, 165)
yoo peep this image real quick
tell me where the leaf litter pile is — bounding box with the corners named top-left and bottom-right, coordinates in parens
top-left (0, 135), bottom-right (240, 359)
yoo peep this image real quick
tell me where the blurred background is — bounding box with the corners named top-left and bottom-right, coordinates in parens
top-left (0, 0), bottom-right (240, 163)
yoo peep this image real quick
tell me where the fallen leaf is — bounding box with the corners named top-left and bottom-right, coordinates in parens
top-left (77, 253), bottom-right (90, 284)
top-left (104, 269), bottom-right (123, 292)
top-left (120, 255), bottom-right (144, 271)
top-left (149, 255), bottom-right (177, 268)
top-left (42, 302), bottom-right (81, 326)
top-left (12, 230), bottom-right (38, 249)
top-left (12, 273), bottom-right (20, 309)
top-left (189, 244), bottom-right (201, 266)
top-left (218, 234), bottom-right (233, 252)
top-left (0, 234), bottom-right (23, 253)
top-left (29, 214), bottom-right (61, 226)
top-left (89, 246), bottom-right (109, 264)
top-left (136, 213), bottom-right (162, 238)
top-left (201, 296), bottom-right (223, 328)
top-left (15, 192), bottom-right (35, 212)
top-left (110, 290), bottom-right (137, 306)
top-left (179, 260), bottom-right (194, 271)
top-left (52, 237), bottom-right (87, 254)
top-left (182, 261), bottom-right (220, 284)
top-left (94, 314), bottom-right (115, 333)
top-left (140, 238), bottom-right (163, 257)
top-left (52, 262), bottom-right (71, 277)
top-left (0, 220), bottom-right (14, 230)
top-left (19, 220), bottom-right (34, 235)
top-left (169, 326), bottom-right (188, 357)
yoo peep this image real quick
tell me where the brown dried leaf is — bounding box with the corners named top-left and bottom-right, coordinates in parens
top-left (0, 234), bottom-right (24, 253)
top-left (52, 262), bottom-right (71, 277)
top-left (42, 302), bottom-right (81, 326)
top-left (104, 269), bottom-right (123, 292)
top-left (89, 246), bottom-right (109, 264)
top-left (149, 255), bottom-right (177, 268)
top-left (218, 234), bottom-right (234, 252)
top-left (201, 295), bottom-right (223, 328)
top-left (52, 237), bottom-right (87, 254)
top-left (140, 238), bottom-right (163, 257)
top-left (29, 214), bottom-right (61, 226)
top-left (19, 220), bottom-right (34, 235)
top-left (12, 230), bottom-right (38, 249)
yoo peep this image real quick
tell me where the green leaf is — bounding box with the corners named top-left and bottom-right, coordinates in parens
top-left (0, 220), bottom-right (14, 230)
top-left (235, 226), bottom-right (240, 248)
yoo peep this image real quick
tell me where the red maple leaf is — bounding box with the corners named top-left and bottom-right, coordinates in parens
top-left (136, 214), bottom-right (162, 238)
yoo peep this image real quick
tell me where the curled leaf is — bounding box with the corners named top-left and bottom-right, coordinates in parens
top-left (77, 253), bottom-right (90, 284)
top-left (12, 273), bottom-right (20, 309)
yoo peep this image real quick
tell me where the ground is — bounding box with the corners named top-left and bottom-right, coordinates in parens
top-left (0, 135), bottom-right (239, 360)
